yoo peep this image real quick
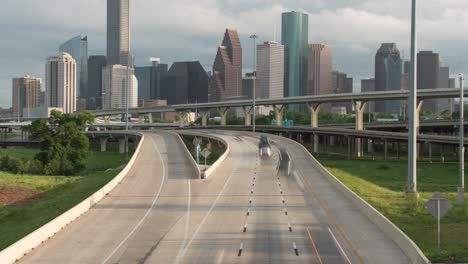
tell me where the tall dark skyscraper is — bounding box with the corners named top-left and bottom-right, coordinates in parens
top-left (59, 35), bottom-right (88, 98)
top-left (135, 58), bottom-right (168, 101)
top-left (375, 43), bottom-right (402, 114)
top-left (417, 51), bottom-right (440, 113)
top-left (162, 61), bottom-right (208, 105)
top-left (87, 55), bottom-right (107, 110)
top-left (209, 29), bottom-right (242, 102)
top-left (107, 0), bottom-right (130, 66)
top-left (282, 11), bottom-right (309, 100)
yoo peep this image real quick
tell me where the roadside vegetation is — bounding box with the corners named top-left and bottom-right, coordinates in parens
top-left (0, 111), bottom-right (136, 250)
top-left (179, 134), bottom-right (226, 165)
top-left (316, 155), bottom-right (468, 262)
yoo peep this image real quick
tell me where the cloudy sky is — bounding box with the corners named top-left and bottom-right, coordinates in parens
top-left (1, 0), bottom-right (468, 107)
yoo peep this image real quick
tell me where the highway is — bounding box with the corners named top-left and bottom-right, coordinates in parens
top-left (18, 130), bottom-right (411, 263)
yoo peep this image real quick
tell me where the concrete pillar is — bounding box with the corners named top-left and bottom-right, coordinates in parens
top-left (330, 136), bottom-right (335, 147)
top-left (314, 134), bottom-right (319, 154)
top-left (368, 139), bottom-right (374, 153)
top-left (147, 113), bottom-right (153, 124)
top-left (201, 112), bottom-right (209, 127)
top-left (243, 106), bottom-right (253, 126)
top-left (308, 103), bottom-right (321, 128)
top-left (416, 100), bottom-right (424, 134)
top-left (139, 115), bottom-right (145, 123)
top-left (273, 105), bottom-right (285, 127)
top-left (100, 138), bottom-right (108, 152)
top-left (119, 138), bottom-right (125, 154)
top-left (218, 107), bottom-right (229, 126)
top-left (179, 112), bottom-right (186, 128)
top-left (352, 100), bottom-right (368, 158)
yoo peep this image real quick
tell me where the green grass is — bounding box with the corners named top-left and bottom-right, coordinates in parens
top-left (0, 144), bottom-right (134, 250)
top-left (317, 157), bottom-right (468, 262)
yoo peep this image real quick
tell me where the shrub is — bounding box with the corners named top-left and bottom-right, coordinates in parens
top-left (6, 157), bottom-right (25, 174)
top-left (0, 155), bottom-right (10, 171)
top-left (377, 164), bottom-right (390, 170)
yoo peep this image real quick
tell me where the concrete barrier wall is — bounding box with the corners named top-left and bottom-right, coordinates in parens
top-left (272, 135), bottom-right (430, 264)
top-left (0, 134), bottom-right (145, 264)
top-left (176, 131), bottom-right (230, 179)
top-left (162, 131), bottom-right (201, 179)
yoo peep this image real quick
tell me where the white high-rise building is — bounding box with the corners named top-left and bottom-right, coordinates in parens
top-left (257, 41), bottom-right (284, 99)
top-left (45, 52), bottom-right (77, 114)
top-left (102, 65), bottom-right (137, 109)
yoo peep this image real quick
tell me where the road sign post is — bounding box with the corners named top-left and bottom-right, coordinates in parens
top-left (201, 148), bottom-right (211, 169)
top-left (193, 137), bottom-right (202, 164)
top-left (424, 192), bottom-right (453, 251)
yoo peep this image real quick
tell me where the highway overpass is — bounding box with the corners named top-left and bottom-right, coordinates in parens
top-left (13, 130), bottom-right (425, 263)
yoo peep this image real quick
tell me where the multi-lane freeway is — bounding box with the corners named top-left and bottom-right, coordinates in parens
top-left (18, 130), bottom-right (411, 263)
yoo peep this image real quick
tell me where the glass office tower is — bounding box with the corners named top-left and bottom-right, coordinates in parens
top-left (59, 35), bottom-right (88, 98)
top-left (282, 11), bottom-right (309, 102)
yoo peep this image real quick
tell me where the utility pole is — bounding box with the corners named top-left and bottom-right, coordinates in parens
top-left (250, 34), bottom-right (258, 133)
top-left (459, 74), bottom-right (465, 205)
top-left (125, 1), bottom-right (131, 156)
top-left (407, 0), bottom-right (418, 195)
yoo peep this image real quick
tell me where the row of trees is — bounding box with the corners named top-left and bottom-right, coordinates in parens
top-left (0, 110), bottom-right (95, 176)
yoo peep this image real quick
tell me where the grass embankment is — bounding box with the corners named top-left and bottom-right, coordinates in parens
top-left (317, 156), bottom-right (468, 263)
top-left (180, 134), bottom-right (226, 165)
top-left (0, 144), bottom-right (134, 251)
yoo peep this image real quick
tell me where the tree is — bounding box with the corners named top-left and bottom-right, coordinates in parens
top-left (30, 111), bottom-right (91, 176)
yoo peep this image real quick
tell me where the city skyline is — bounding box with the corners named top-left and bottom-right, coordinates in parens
top-left (1, 0), bottom-right (468, 107)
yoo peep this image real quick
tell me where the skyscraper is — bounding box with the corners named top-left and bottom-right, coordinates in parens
top-left (307, 44), bottom-right (332, 96)
top-left (102, 65), bottom-right (138, 109)
top-left (209, 29), bottom-right (242, 102)
top-left (417, 51), bottom-right (440, 113)
top-left (282, 11), bottom-right (309, 99)
top-left (107, 0), bottom-right (130, 66)
top-left (332, 71), bottom-right (353, 113)
top-left (162, 61), bottom-right (208, 105)
top-left (12, 76), bottom-right (41, 118)
top-left (46, 52), bottom-right (77, 114)
top-left (59, 35), bottom-right (88, 98)
top-left (361, 78), bottom-right (375, 113)
top-left (87, 55), bottom-right (107, 110)
top-left (257, 41), bottom-right (284, 99)
top-left (375, 43), bottom-right (402, 114)
top-left (135, 58), bottom-right (168, 101)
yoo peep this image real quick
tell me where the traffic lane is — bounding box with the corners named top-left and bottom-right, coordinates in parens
top-left (19, 132), bottom-right (188, 264)
top-left (93, 131), bottom-right (197, 263)
top-left (173, 136), bottom-right (257, 264)
top-left (273, 135), bottom-right (410, 264)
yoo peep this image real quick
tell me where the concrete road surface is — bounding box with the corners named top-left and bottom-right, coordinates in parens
top-left (18, 130), bottom-right (411, 264)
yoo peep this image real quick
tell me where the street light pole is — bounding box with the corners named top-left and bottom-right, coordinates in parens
top-left (250, 34), bottom-right (258, 133)
top-left (459, 74), bottom-right (465, 205)
top-left (407, 0), bottom-right (418, 194)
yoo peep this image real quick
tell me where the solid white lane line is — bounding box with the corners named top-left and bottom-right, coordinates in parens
top-left (176, 138), bottom-right (239, 262)
top-left (328, 227), bottom-right (353, 264)
top-left (174, 180), bottom-right (191, 263)
top-left (101, 135), bottom-right (166, 264)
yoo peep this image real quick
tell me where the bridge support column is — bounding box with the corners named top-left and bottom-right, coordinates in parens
top-left (218, 107), bottom-right (229, 126)
top-left (347, 136), bottom-right (352, 160)
top-left (100, 138), bottom-right (108, 152)
top-left (243, 106), bottom-right (253, 126)
top-left (178, 112), bottom-right (186, 128)
top-left (119, 138), bottom-right (126, 154)
top-left (308, 103), bottom-right (321, 128)
top-left (353, 100), bottom-right (368, 158)
top-left (397, 142), bottom-right (401, 160)
top-left (147, 113), bottom-right (153, 124)
top-left (415, 100), bottom-right (424, 134)
top-left (139, 114), bottom-right (145, 124)
top-left (201, 112), bottom-right (209, 127)
top-left (273, 104), bottom-right (285, 127)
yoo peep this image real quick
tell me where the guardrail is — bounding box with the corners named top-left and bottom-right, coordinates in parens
top-left (0, 132), bottom-right (145, 264)
top-left (175, 131), bottom-right (230, 179)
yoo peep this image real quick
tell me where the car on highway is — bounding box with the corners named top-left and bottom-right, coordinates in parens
top-left (258, 135), bottom-right (272, 158)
